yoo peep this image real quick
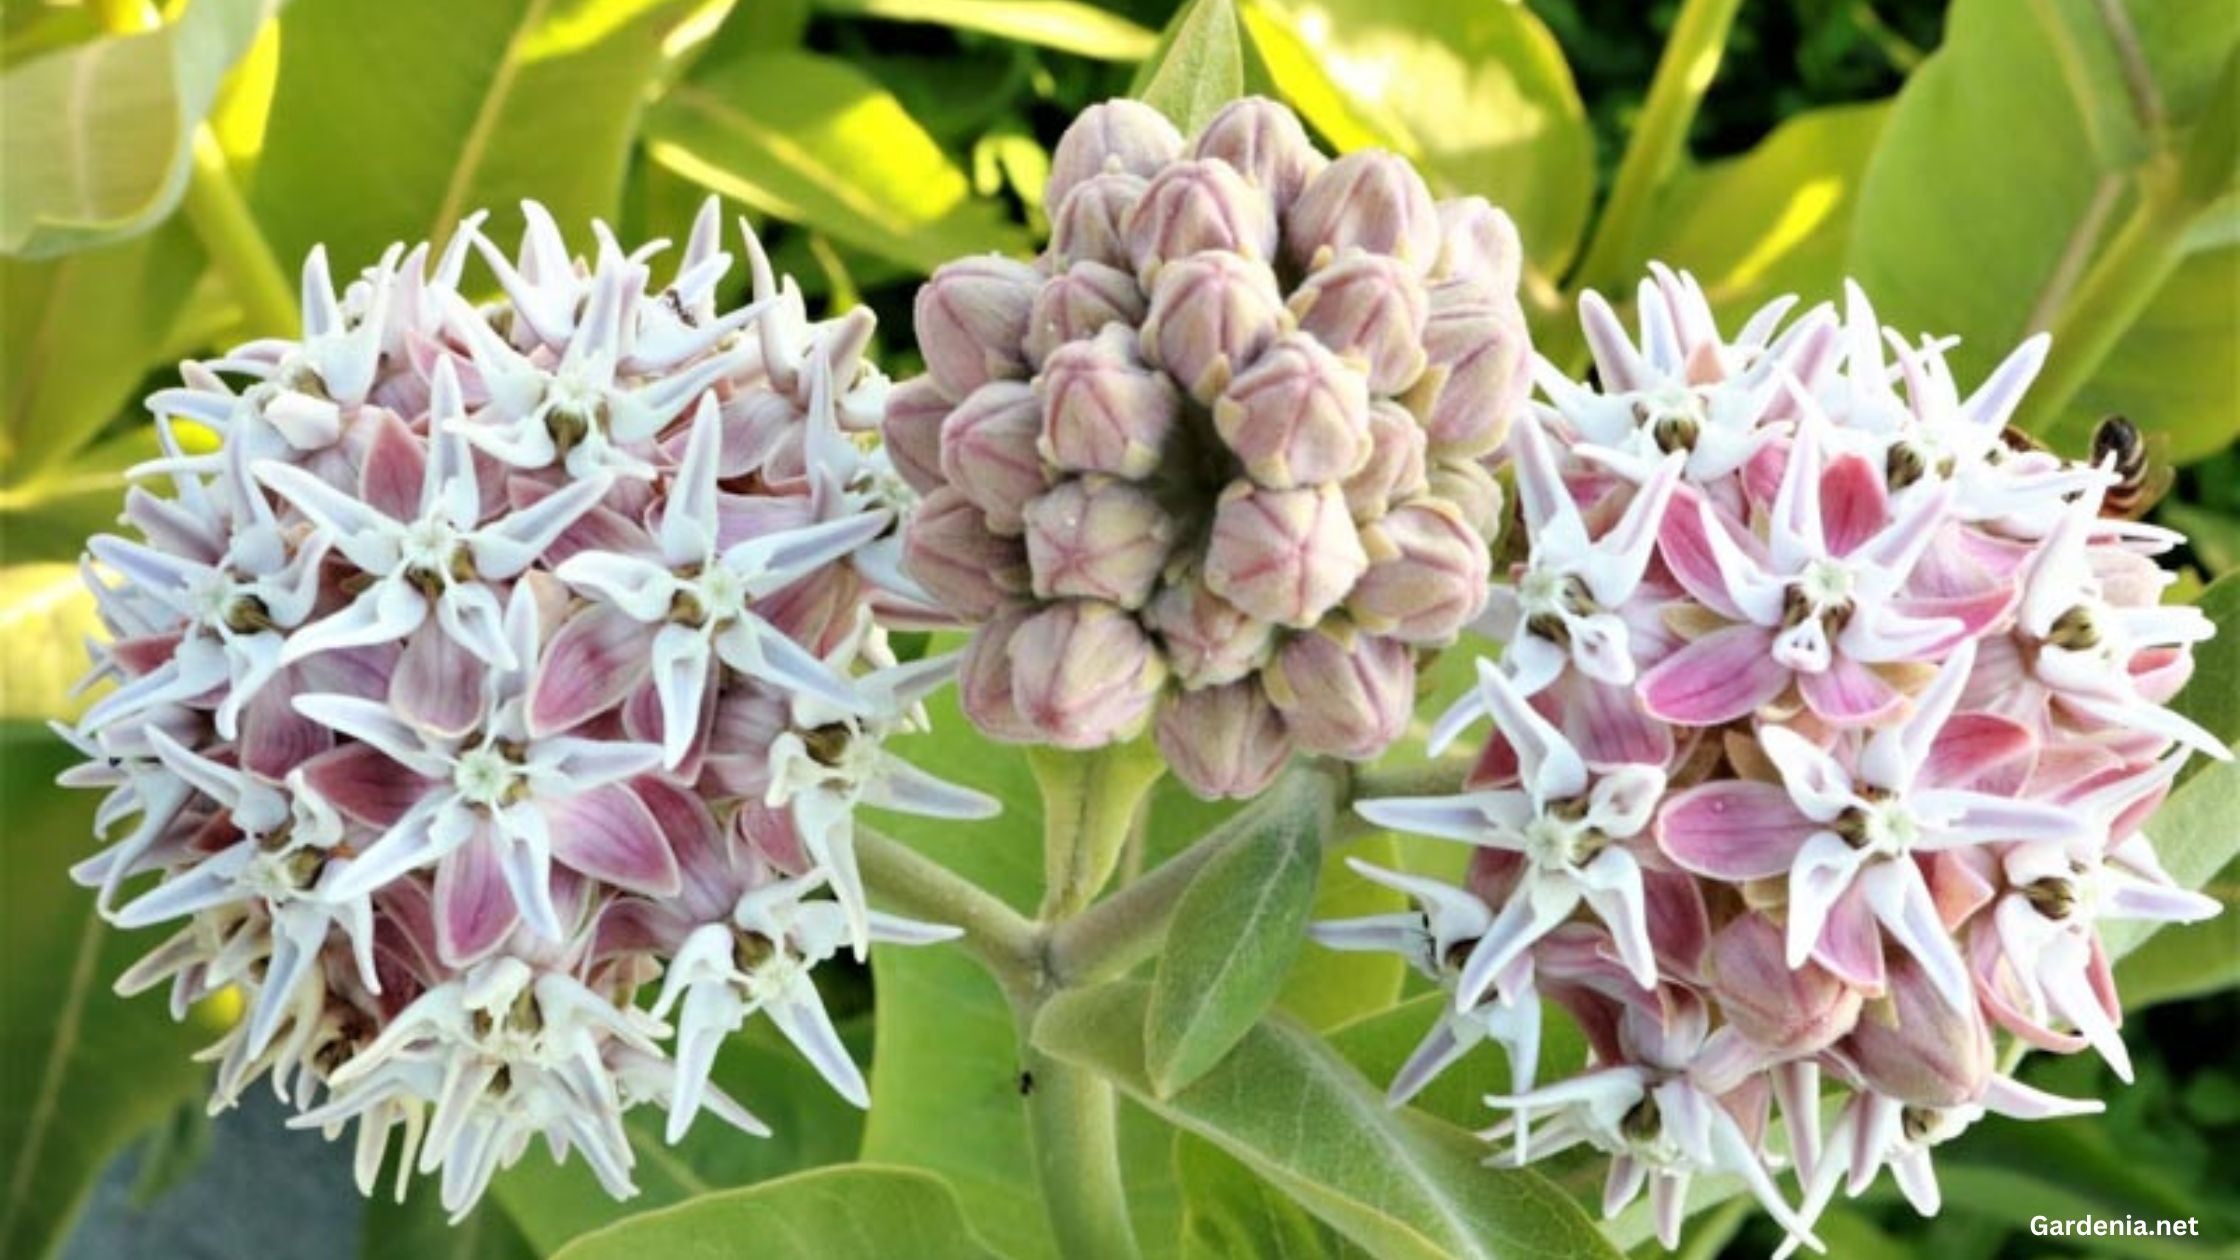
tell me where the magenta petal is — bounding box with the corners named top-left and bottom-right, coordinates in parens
top-left (1924, 713), bottom-right (2037, 793)
top-left (435, 838), bottom-right (518, 966)
top-left (635, 776), bottom-right (732, 917)
top-left (1798, 655), bottom-right (1903, 727)
top-left (530, 605), bottom-right (657, 735)
top-left (1657, 781), bottom-right (1815, 879)
top-left (299, 743), bottom-right (431, 826)
top-left (1564, 675), bottom-right (1674, 769)
top-left (1894, 585), bottom-right (2016, 644)
top-left (1810, 881), bottom-right (1885, 991)
top-left (238, 672), bottom-right (334, 781)
top-left (1642, 866), bottom-right (1711, 981)
top-left (1657, 496), bottom-right (1746, 620)
top-left (1818, 453), bottom-right (1890, 557)
top-left (392, 626), bottom-right (487, 736)
top-left (1637, 624), bottom-right (1787, 725)
top-left (546, 784), bottom-right (681, 896)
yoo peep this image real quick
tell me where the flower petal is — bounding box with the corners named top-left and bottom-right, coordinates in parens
top-left (1657, 781), bottom-right (1815, 879)
top-left (1637, 624), bottom-right (1787, 725)
top-left (546, 783), bottom-right (681, 896)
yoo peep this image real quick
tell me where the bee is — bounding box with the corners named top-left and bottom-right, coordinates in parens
top-left (2088, 414), bottom-right (2172, 521)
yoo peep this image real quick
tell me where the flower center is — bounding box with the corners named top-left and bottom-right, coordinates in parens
top-left (1630, 386), bottom-right (1706, 453)
top-left (454, 744), bottom-right (526, 808)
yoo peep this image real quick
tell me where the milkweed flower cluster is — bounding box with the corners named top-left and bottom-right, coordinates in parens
top-left (887, 96), bottom-right (1532, 798)
top-left (58, 200), bottom-right (996, 1218)
top-left (1321, 270), bottom-right (2225, 1251)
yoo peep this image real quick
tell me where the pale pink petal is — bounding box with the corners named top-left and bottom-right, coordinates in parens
top-left (1818, 451), bottom-right (1889, 558)
top-left (391, 627), bottom-right (486, 736)
top-left (546, 784), bottom-right (682, 896)
top-left (1637, 624), bottom-right (1787, 725)
top-left (359, 412), bottom-right (428, 522)
top-left (434, 838), bottom-right (519, 965)
top-left (1809, 879), bottom-right (1885, 991)
top-left (1658, 781), bottom-right (1816, 879)
top-left (1798, 655), bottom-right (1903, 727)
top-left (1922, 713), bottom-right (2036, 793)
top-left (529, 606), bottom-right (657, 734)
top-left (298, 743), bottom-right (431, 826)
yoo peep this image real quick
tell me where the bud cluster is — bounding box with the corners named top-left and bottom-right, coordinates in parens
top-left (59, 201), bottom-right (995, 1219)
top-left (1319, 269), bottom-right (2225, 1250)
top-left (888, 97), bottom-right (1533, 797)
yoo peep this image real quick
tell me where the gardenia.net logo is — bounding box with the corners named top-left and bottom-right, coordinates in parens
top-left (2031, 1215), bottom-right (2204, 1238)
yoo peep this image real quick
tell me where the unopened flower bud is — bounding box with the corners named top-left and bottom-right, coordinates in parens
top-left (939, 381), bottom-right (1051, 534)
top-left (915, 256), bottom-right (1042, 401)
top-left (1287, 251), bottom-right (1430, 394)
top-left (1285, 150), bottom-right (1441, 274)
top-left (1212, 333), bottom-right (1371, 488)
top-left (1189, 96), bottom-right (1328, 212)
top-left (959, 606), bottom-right (1042, 742)
top-left (1426, 458), bottom-right (1504, 538)
top-left (1125, 158), bottom-right (1279, 285)
top-left (1341, 400), bottom-right (1430, 520)
top-left (1707, 913), bottom-right (1861, 1057)
top-left (1433, 197), bottom-right (1523, 296)
top-left (904, 487), bottom-right (1031, 620)
top-left (1408, 286), bottom-right (1529, 458)
top-left (1047, 99), bottom-right (1185, 208)
top-left (1842, 953), bottom-right (1995, 1107)
top-left (1023, 476), bottom-right (1175, 609)
top-left (1140, 252), bottom-right (1288, 403)
top-left (1347, 500), bottom-right (1489, 643)
top-left (1048, 172), bottom-right (1146, 273)
top-left (1263, 624), bottom-right (1414, 758)
top-left (1036, 325), bottom-right (1181, 478)
top-left (1142, 571), bottom-right (1274, 688)
top-left (1025, 260), bottom-right (1147, 366)
top-left (1156, 680), bottom-right (1293, 799)
top-left (882, 375), bottom-right (952, 495)
top-left (1009, 600), bottom-right (1165, 747)
top-left (1205, 482), bottom-right (1369, 628)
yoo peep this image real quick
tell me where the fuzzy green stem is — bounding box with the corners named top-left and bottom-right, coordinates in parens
top-left (1031, 738), bottom-right (1167, 920)
top-left (854, 828), bottom-right (1039, 998)
top-left (1568, 0), bottom-right (1744, 297)
top-left (1022, 1055), bottom-right (1141, 1260)
top-left (181, 129), bottom-right (299, 339)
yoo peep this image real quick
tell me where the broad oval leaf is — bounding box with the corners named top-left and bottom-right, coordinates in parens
top-left (1275, 830), bottom-right (1405, 1031)
top-left (1254, 0), bottom-right (1594, 283)
top-left (1146, 771), bottom-right (1327, 1096)
top-left (251, 0), bottom-right (711, 272)
top-left (1034, 980), bottom-right (1619, 1260)
top-left (1175, 1132), bottom-right (1360, 1260)
top-left (815, 0), bottom-right (1157, 62)
top-left (551, 1165), bottom-right (1003, 1260)
top-left (0, 0), bottom-right (275, 257)
top-left (645, 49), bottom-right (1031, 275)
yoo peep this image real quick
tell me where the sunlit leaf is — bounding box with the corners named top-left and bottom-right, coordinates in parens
top-left (2072, 239), bottom-right (2240, 464)
top-left (0, 564), bottom-right (100, 722)
top-left (1273, 830), bottom-right (1405, 1031)
top-left (550, 1165), bottom-right (1003, 1260)
top-left (0, 0), bottom-right (276, 257)
top-left (1131, 0), bottom-right (1254, 135)
top-left (816, 0), bottom-right (1156, 62)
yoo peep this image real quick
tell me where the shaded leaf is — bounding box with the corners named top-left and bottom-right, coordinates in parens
top-left (551, 1165), bottom-right (1003, 1260)
top-left (816, 0), bottom-right (1156, 61)
top-left (1175, 1132), bottom-right (1362, 1259)
top-left (364, 1194), bottom-right (537, 1260)
top-left (1146, 771), bottom-right (1327, 1096)
top-left (1325, 992), bottom-right (1588, 1133)
top-left (2113, 850), bottom-right (2240, 1009)
top-left (2167, 571), bottom-right (2240, 755)
top-left (1131, 0), bottom-right (1252, 135)
top-left (1274, 830), bottom-right (1405, 1031)
top-left (1034, 981), bottom-right (1618, 1260)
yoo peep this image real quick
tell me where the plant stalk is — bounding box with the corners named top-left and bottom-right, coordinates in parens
top-left (1020, 1054), bottom-right (1141, 1260)
top-left (853, 828), bottom-right (1039, 999)
top-left (1031, 739), bottom-right (1167, 920)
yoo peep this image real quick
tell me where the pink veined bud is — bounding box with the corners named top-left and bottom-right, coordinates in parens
top-left (1139, 251), bottom-right (1289, 404)
top-left (1433, 197), bottom-right (1524, 297)
top-left (1285, 149), bottom-right (1441, 275)
top-left (904, 487), bottom-right (1032, 621)
top-left (1142, 570), bottom-right (1275, 688)
top-left (938, 380), bottom-right (1051, 535)
top-left (1036, 324), bottom-right (1182, 479)
top-left (1408, 284), bottom-right (1530, 458)
top-left (1426, 456), bottom-right (1505, 539)
top-left (1347, 499), bottom-right (1491, 644)
top-left (1263, 624), bottom-right (1415, 759)
top-left (882, 375), bottom-right (952, 496)
top-left (1156, 679), bottom-right (1294, 799)
top-left (1212, 332), bottom-right (1372, 489)
top-left (1048, 172), bottom-right (1146, 274)
top-left (1189, 96), bottom-right (1329, 213)
top-left (1047, 99), bottom-right (1185, 208)
top-left (1205, 482), bottom-right (1370, 629)
top-left (1025, 260), bottom-right (1148, 367)
top-left (1008, 599), bottom-right (1166, 747)
top-left (914, 255), bottom-right (1043, 402)
top-left (1124, 158), bottom-right (1280, 285)
top-left (1286, 251), bottom-right (1431, 396)
top-left (1706, 912), bottom-right (1863, 1057)
top-left (1842, 952), bottom-right (1996, 1108)
top-left (1022, 475), bottom-right (1175, 610)
top-left (1341, 400), bottom-right (1431, 520)
top-left (959, 606), bottom-right (1043, 742)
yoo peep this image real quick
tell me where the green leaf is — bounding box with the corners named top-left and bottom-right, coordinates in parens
top-left (1849, 0), bottom-right (2239, 453)
top-left (550, 1165), bottom-right (1004, 1260)
top-left (251, 0), bottom-right (711, 274)
top-left (1325, 993), bottom-right (1588, 1133)
top-left (363, 1193), bottom-right (538, 1260)
top-left (1034, 981), bottom-right (1619, 1260)
top-left (0, 0), bottom-right (275, 257)
top-left (645, 49), bottom-right (1031, 274)
top-left (1145, 771), bottom-right (1326, 1096)
top-left (0, 725), bottom-right (229, 1260)
top-left (2168, 571), bottom-right (2240, 755)
top-left (1174, 1132), bottom-right (1361, 1259)
top-left (1273, 831), bottom-right (1405, 1031)
top-left (1253, 0), bottom-right (1594, 282)
top-left (2073, 239), bottom-right (2240, 464)
top-left (2104, 756), bottom-right (2240, 963)
top-left (2112, 850), bottom-right (2240, 1008)
top-left (1644, 102), bottom-right (1890, 324)
top-left (1130, 0), bottom-right (1252, 136)
top-left (815, 0), bottom-right (1157, 61)
top-left (0, 565), bottom-right (101, 722)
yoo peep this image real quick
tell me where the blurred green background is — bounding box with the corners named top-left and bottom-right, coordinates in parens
top-left (2, 0), bottom-right (2234, 1257)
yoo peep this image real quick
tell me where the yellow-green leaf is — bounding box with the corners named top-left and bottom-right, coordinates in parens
top-left (815, 0), bottom-right (1156, 61)
top-left (551, 1165), bottom-right (1002, 1260)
